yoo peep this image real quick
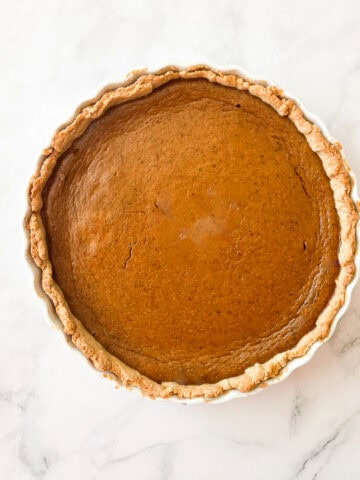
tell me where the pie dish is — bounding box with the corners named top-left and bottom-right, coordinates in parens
top-left (25, 65), bottom-right (358, 400)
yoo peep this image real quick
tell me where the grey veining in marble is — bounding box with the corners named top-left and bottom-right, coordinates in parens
top-left (1, 0), bottom-right (360, 478)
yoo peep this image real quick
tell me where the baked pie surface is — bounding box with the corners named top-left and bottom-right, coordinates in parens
top-left (27, 66), bottom-right (358, 399)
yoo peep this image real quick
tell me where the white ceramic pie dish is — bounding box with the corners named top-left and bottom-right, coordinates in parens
top-left (24, 63), bottom-right (359, 404)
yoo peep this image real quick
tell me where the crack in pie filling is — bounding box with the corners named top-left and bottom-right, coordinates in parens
top-left (27, 67), bottom-right (358, 399)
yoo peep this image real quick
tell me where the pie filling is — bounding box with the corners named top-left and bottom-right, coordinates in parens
top-left (41, 79), bottom-right (340, 385)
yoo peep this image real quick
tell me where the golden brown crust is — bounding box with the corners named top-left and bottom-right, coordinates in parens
top-left (25, 65), bottom-right (358, 400)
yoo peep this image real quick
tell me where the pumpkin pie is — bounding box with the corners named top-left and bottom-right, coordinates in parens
top-left (26, 66), bottom-right (358, 399)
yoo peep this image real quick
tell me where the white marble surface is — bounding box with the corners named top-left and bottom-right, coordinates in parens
top-left (1, 0), bottom-right (360, 478)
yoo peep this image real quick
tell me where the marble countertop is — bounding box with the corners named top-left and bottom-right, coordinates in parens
top-left (1, 0), bottom-right (360, 478)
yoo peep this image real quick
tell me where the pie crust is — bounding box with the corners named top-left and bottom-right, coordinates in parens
top-left (26, 65), bottom-right (358, 400)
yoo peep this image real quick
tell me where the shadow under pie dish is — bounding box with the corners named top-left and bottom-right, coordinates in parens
top-left (25, 65), bottom-right (359, 401)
